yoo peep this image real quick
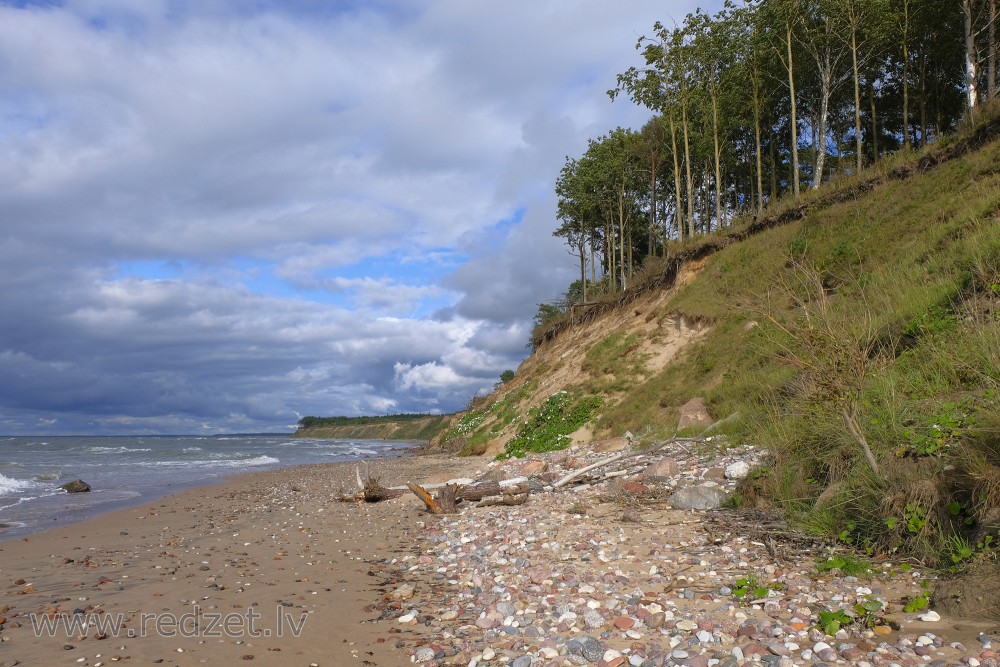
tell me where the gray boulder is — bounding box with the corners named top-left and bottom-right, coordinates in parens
top-left (670, 485), bottom-right (729, 510)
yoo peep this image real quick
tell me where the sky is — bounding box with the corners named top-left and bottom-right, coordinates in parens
top-left (0, 0), bottom-right (718, 435)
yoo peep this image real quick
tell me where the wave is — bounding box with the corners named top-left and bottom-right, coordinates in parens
top-left (0, 473), bottom-right (38, 497)
top-left (85, 446), bottom-right (153, 454)
top-left (139, 455), bottom-right (279, 469)
top-left (321, 447), bottom-right (379, 458)
top-left (181, 447), bottom-right (203, 452)
top-left (33, 471), bottom-right (62, 481)
top-left (216, 455), bottom-right (279, 467)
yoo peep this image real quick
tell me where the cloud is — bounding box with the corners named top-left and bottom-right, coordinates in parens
top-left (0, 0), bottom-right (715, 433)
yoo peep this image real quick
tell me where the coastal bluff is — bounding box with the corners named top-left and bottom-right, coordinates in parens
top-left (293, 413), bottom-right (453, 441)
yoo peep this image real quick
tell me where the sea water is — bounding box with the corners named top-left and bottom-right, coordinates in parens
top-left (0, 434), bottom-right (414, 538)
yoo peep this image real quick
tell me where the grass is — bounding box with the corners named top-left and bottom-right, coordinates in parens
top-left (552, 111), bottom-right (1000, 566)
top-left (442, 108), bottom-right (1000, 567)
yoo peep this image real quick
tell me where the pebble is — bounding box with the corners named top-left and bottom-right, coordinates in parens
top-left (344, 441), bottom-right (976, 667)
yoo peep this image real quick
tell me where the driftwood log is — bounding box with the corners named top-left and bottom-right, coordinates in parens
top-left (406, 477), bottom-right (530, 514)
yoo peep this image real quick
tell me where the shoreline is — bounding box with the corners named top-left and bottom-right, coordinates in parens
top-left (0, 452), bottom-right (479, 667)
top-left (0, 440), bottom-right (995, 667)
top-left (0, 436), bottom-right (421, 541)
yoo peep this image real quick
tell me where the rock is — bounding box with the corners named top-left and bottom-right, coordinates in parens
top-left (517, 460), bottom-right (548, 476)
top-left (670, 485), bottom-right (730, 510)
top-left (614, 616), bottom-right (636, 631)
top-left (642, 459), bottom-right (679, 480)
top-left (724, 461), bottom-right (751, 480)
top-left (581, 637), bottom-right (603, 661)
top-left (390, 583), bottom-right (415, 600)
top-left (413, 647), bottom-right (435, 663)
top-left (593, 436), bottom-right (630, 453)
top-left (61, 479), bottom-right (91, 493)
top-left (919, 610), bottom-right (942, 622)
top-left (678, 397), bottom-right (712, 431)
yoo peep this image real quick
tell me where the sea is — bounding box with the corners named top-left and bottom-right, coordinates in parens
top-left (0, 434), bottom-right (416, 539)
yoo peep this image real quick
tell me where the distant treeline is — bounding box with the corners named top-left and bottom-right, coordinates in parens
top-left (296, 414), bottom-right (438, 428)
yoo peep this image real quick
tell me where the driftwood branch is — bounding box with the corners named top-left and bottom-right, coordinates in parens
top-left (553, 437), bottom-right (706, 489)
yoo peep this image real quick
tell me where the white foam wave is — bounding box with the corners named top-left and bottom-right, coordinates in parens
top-left (0, 473), bottom-right (38, 497)
top-left (182, 447), bottom-right (203, 452)
top-left (217, 455), bottom-right (279, 468)
top-left (139, 455), bottom-right (279, 469)
top-left (321, 447), bottom-right (378, 457)
top-left (86, 446), bottom-right (153, 454)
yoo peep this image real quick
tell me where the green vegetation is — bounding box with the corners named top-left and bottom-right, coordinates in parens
top-left (294, 414), bottom-right (452, 442)
top-left (498, 391), bottom-right (602, 460)
top-left (518, 108), bottom-right (1000, 569)
top-left (815, 597), bottom-right (885, 635)
top-left (438, 380), bottom-right (538, 456)
top-left (297, 414), bottom-right (437, 428)
top-left (732, 573), bottom-right (776, 605)
top-left (816, 554), bottom-right (872, 577)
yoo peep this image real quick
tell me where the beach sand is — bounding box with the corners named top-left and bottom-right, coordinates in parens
top-left (2, 441), bottom-right (996, 667)
top-left (0, 453), bottom-right (479, 667)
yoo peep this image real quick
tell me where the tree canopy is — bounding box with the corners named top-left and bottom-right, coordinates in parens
top-left (549, 0), bottom-right (988, 302)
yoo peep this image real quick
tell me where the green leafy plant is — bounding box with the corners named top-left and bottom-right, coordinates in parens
top-left (816, 608), bottom-right (852, 635)
top-left (498, 391), bottom-right (602, 459)
top-left (732, 574), bottom-right (773, 605)
top-left (815, 596), bottom-right (884, 635)
top-left (903, 580), bottom-right (931, 613)
top-left (816, 554), bottom-right (871, 577)
top-left (886, 503), bottom-right (928, 535)
top-left (853, 596), bottom-right (884, 629)
top-left (897, 402), bottom-right (967, 457)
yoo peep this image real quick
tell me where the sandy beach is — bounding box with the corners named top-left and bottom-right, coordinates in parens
top-left (0, 453), bottom-right (477, 667)
top-left (1, 440), bottom-right (996, 667)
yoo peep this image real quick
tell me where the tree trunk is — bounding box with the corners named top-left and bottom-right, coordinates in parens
top-left (682, 91), bottom-right (696, 237)
top-left (851, 25), bottom-right (864, 170)
top-left (965, 0), bottom-right (980, 116)
top-left (710, 78), bottom-right (724, 227)
top-left (669, 112), bottom-right (684, 242)
top-left (752, 77), bottom-right (765, 213)
top-left (787, 21), bottom-right (801, 197)
top-left (919, 50), bottom-right (928, 145)
top-left (902, 0), bottom-right (911, 150)
top-left (870, 79), bottom-right (879, 162)
top-left (991, 0), bottom-right (997, 99)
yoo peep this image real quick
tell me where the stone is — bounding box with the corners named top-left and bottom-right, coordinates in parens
top-left (61, 480), bottom-right (91, 493)
top-left (582, 638), bottom-right (603, 662)
top-left (511, 656), bottom-right (532, 667)
top-left (642, 458), bottom-right (679, 480)
top-left (724, 461), bottom-right (751, 480)
top-left (390, 583), bottom-right (415, 600)
top-left (614, 616), bottom-right (636, 631)
top-left (518, 460), bottom-right (548, 476)
top-left (919, 611), bottom-right (942, 622)
top-left (413, 647), bottom-right (435, 663)
top-left (670, 485), bottom-right (730, 510)
top-left (678, 397), bottom-right (712, 430)
top-left (594, 436), bottom-right (631, 452)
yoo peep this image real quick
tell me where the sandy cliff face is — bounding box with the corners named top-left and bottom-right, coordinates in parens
top-left (444, 263), bottom-right (709, 458)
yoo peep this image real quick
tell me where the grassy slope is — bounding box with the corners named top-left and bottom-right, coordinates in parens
top-left (294, 414), bottom-right (453, 441)
top-left (438, 110), bottom-right (1000, 565)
